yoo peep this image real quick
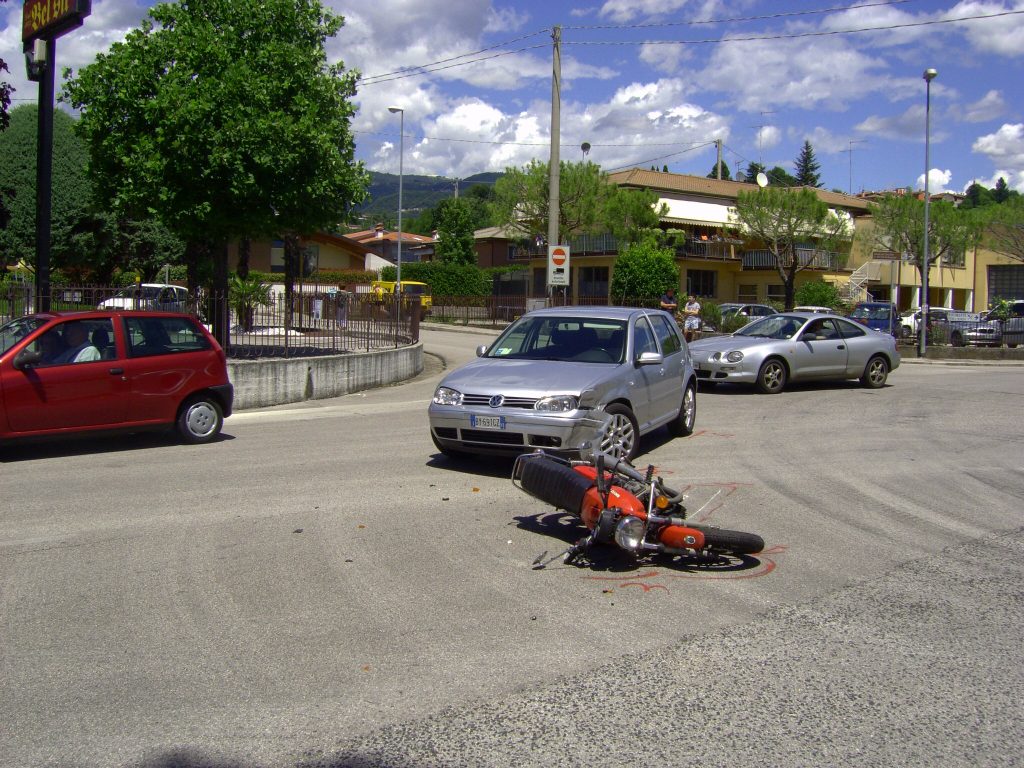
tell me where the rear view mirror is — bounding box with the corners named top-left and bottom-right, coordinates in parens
top-left (13, 348), bottom-right (42, 370)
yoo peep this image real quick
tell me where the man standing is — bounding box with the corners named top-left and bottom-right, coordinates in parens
top-left (659, 287), bottom-right (678, 313)
top-left (683, 294), bottom-right (702, 343)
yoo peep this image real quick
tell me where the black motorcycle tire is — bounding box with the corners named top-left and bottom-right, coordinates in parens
top-left (692, 525), bottom-right (764, 555)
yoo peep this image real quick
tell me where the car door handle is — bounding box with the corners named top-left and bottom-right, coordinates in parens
top-left (835, 345), bottom-right (845, 350)
top-left (109, 367), bottom-right (124, 375)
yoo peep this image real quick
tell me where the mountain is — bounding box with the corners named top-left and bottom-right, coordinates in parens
top-left (354, 171), bottom-right (501, 221)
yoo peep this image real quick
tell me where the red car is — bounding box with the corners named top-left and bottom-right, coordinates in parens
top-left (0, 311), bottom-right (233, 445)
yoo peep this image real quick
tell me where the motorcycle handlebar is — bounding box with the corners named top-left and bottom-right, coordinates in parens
top-left (590, 450), bottom-right (684, 503)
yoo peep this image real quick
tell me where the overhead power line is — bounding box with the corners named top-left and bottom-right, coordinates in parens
top-left (564, 0), bottom-right (915, 31)
top-left (563, 10), bottom-right (1024, 47)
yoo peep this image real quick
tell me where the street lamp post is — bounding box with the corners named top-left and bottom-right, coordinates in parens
top-left (388, 106), bottom-right (404, 311)
top-left (919, 68), bottom-right (937, 358)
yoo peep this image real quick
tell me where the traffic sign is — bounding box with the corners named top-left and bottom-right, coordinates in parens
top-left (547, 245), bottom-right (570, 287)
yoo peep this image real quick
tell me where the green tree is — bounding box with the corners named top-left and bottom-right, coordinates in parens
top-left (62, 0), bottom-right (368, 335)
top-left (706, 160), bottom-right (732, 180)
top-left (962, 182), bottom-right (995, 210)
top-left (0, 105), bottom-right (93, 273)
top-left (491, 160), bottom-right (608, 244)
top-left (794, 279), bottom-right (842, 308)
top-left (993, 177), bottom-right (1012, 204)
top-left (794, 140), bottom-right (821, 187)
top-left (985, 195), bottom-right (1024, 262)
top-left (608, 236), bottom-right (679, 306)
top-left (767, 165), bottom-right (798, 187)
top-left (741, 162), bottom-right (766, 184)
top-left (433, 198), bottom-right (476, 266)
top-left (731, 187), bottom-right (851, 310)
top-left (870, 194), bottom-right (984, 304)
top-left (491, 159), bottom-right (664, 248)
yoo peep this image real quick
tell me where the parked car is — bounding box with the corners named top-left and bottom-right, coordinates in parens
top-left (688, 312), bottom-right (900, 394)
top-left (793, 305), bottom-right (834, 314)
top-left (428, 306), bottom-right (697, 460)
top-left (970, 300), bottom-right (1024, 348)
top-left (899, 306), bottom-right (960, 339)
top-left (943, 311), bottom-right (1000, 347)
top-left (850, 301), bottom-right (900, 336)
top-left (719, 303), bottom-right (778, 319)
top-left (98, 283), bottom-right (190, 312)
top-left (0, 311), bottom-right (233, 445)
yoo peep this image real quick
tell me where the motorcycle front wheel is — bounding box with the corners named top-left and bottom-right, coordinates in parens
top-left (691, 525), bottom-right (764, 555)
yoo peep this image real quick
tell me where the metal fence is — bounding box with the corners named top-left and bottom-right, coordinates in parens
top-left (0, 282), bottom-right (421, 359)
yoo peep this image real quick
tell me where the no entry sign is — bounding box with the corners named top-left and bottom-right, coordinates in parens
top-left (547, 245), bottom-right (570, 287)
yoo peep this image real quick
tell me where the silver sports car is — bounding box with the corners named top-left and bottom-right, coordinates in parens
top-left (688, 312), bottom-right (900, 394)
top-left (428, 306), bottom-right (697, 460)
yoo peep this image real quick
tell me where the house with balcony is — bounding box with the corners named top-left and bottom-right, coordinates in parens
top-left (474, 168), bottom-right (873, 306)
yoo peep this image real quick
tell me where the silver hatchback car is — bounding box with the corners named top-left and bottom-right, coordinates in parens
top-left (428, 306), bottom-right (697, 460)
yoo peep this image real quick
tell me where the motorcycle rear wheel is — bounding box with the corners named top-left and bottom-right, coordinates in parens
top-left (691, 525), bottom-right (764, 555)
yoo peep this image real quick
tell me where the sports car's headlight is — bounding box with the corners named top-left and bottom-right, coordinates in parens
top-left (535, 395), bottom-right (578, 412)
top-left (432, 386), bottom-right (463, 406)
top-left (614, 516), bottom-right (646, 551)
top-left (726, 350), bottom-right (744, 363)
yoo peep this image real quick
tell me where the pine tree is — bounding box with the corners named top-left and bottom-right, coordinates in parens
top-left (794, 140), bottom-right (822, 187)
top-left (707, 160), bottom-right (732, 180)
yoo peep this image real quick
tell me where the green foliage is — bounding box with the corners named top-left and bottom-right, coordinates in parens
top-left (379, 261), bottom-right (492, 296)
top-left (228, 273), bottom-right (272, 332)
top-left (767, 166), bottom-right (798, 187)
top-left (0, 105), bottom-right (92, 272)
top-left (984, 196), bottom-right (1024, 262)
top-left (732, 187), bottom-right (851, 309)
top-left (742, 162), bottom-right (766, 184)
top-left (707, 160), bottom-right (731, 180)
top-left (62, 0), bottom-right (369, 252)
top-left (794, 279), bottom-right (842, 308)
top-left (988, 297), bottom-right (1014, 321)
top-left (602, 186), bottom-right (667, 247)
top-left (794, 141), bottom-right (821, 187)
top-left (608, 237), bottom-right (679, 305)
top-left (311, 268), bottom-right (377, 285)
top-left (492, 160), bottom-right (607, 244)
top-left (870, 194), bottom-right (985, 278)
top-left (433, 198), bottom-right (477, 265)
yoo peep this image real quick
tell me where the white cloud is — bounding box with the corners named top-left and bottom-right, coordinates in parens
top-left (965, 169), bottom-right (1024, 193)
top-left (485, 5), bottom-right (531, 33)
top-left (947, 0), bottom-right (1024, 57)
top-left (915, 168), bottom-right (954, 192)
top-left (597, 0), bottom-right (703, 23)
top-left (756, 125), bottom-right (781, 151)
top-left (972, 123), bottom-right (1024, 180)
top-left (961, 90), bottom-right (1006, 123)
top-left (855, 104), bottom-right (949, 144)
top-left (694, 37), bottom-right (890, 113)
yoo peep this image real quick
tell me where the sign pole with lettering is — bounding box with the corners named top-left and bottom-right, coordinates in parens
top-left (22, 0), bottom-right (92, 312)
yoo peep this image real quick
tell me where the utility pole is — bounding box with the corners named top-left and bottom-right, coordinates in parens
top-left (547, 25), bottom-right (561, 302)
top-left (715, 138), bottom-right (723, 180)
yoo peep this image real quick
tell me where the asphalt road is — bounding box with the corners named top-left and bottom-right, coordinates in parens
top-left (2, 328), bottom-right (1022, 768)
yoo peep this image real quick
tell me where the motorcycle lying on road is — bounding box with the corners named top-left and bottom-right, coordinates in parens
top-left (512, 421), bottom-right (764, 569)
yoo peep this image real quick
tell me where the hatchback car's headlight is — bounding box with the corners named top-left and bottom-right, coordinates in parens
top-left (432, 386), bottom-right (463, 406)
top-left (726, 350), bottom-right (744, 363)
top-left (535, 395), bottom-right (578, 412)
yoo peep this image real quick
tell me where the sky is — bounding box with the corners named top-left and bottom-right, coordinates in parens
top-left (3, 0), bottom-right (1024, 195)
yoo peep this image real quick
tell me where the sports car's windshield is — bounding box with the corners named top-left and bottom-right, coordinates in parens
top-left (486, 316), bottom-right (627, 363)
top-left (734, 314), bottom-right (803, 340)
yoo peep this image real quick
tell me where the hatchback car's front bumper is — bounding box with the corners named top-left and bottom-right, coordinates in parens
top-left (428, 405), bottom-right (605, 455)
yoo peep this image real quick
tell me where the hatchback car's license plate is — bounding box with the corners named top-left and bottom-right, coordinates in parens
top-left (470, 414), bottom-right (505, 430)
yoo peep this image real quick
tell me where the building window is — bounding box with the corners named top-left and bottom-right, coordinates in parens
top-left (578, 266), bottom-right (608, 298)
top-left (270, 241), bottom-right (318, 276)
top-left (766, 284), bottom-right (786, 304)
top-left (686, 269), bottom-right (716, 297)
top-left (738, 284), bottom-right (758, 302)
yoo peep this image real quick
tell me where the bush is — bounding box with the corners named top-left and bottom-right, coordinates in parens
top-left (795, 279), bottom-right (842, 309)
